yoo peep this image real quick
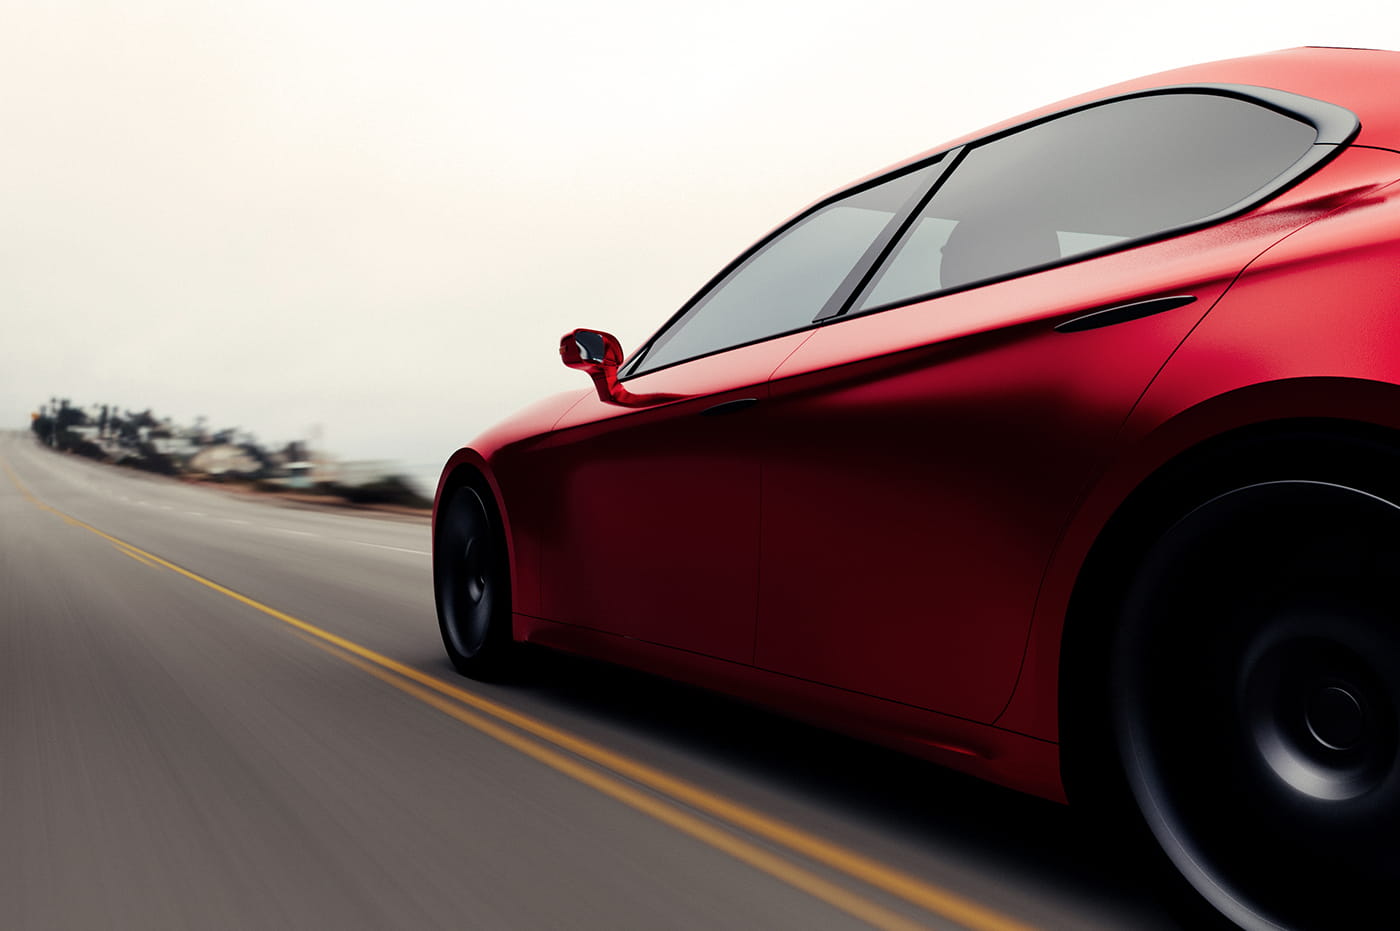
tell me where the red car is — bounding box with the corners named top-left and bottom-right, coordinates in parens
top-left (434, 47), bottom-right (1400, 930)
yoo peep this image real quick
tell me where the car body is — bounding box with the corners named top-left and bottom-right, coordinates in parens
top-left (435, 47), bottom-right (1400, 930)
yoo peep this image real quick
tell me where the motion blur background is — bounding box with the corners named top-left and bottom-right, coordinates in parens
top-left (4, 0), bottom-right (1398, 487)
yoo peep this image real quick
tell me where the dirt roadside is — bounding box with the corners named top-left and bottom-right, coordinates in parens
top-left (183, 477), bottom-right (432, 522)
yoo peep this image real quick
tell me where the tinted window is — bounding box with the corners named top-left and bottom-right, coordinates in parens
top-left (634, 163), bottom-right (937, 373)
top-left (858, 93), bottom-right (1319, 310)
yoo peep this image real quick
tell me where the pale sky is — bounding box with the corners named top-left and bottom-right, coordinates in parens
top-left (4, 0), bottom-right (1398, 479)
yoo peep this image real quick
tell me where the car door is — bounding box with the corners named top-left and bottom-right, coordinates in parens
top-left (752, 89), bottom-right (1358, 722)
top-left (529, 162), bottom-right (944, 662)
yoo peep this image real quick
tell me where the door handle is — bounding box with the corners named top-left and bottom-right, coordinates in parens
top-left (1055, 295), bottom-right (1197, 333)
top-left (700, 398), bottom-right (760, 417)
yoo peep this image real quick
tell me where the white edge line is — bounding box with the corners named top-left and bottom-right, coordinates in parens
top-left (347, 540), bottom-right (429, 555)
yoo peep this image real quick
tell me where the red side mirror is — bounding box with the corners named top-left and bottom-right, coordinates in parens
top-left (559, 328), bottom-right (681, 408)
top-left (559, 328), bottom-right (624, 373)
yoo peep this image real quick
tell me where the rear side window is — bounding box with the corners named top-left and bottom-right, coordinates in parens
top-left (858, 93), bottom-right (1320, 310)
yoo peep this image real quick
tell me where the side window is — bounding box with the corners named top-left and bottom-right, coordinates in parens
top-left (858, 93), bottom-right (1319, 311)
top-left (633, 161), bottom-right (938, 374)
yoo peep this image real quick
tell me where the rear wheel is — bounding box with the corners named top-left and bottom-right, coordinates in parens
top-left (1114, 480), bottom-right (1400, 930)
top-left (435, 483), bottom-right (514, 678)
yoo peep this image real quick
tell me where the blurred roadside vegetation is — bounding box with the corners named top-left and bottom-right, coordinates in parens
top-left (30, 397), bottom-right (430, 509)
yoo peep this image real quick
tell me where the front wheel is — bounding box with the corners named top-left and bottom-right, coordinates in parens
top-left (435, 484), bottom-right (515, 679)
top-left (1114, 480), bottom-right (1400, 930)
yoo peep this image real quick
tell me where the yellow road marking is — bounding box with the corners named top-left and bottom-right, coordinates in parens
top-left (113, 543), bottom-right (159, 568)
top-left (2, 451), bottom-right (1038, 931)
top-left (3, 458), bottom-right (43, 506)
top-left (297, 634), bottom-right (932, 931)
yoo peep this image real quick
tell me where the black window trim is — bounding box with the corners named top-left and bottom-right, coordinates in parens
top-left (620, 82), bottom-right (1358, 379)
top-left (810, 149), bottom-right (965, 322)
top-left (837, 83), bottom-right (1360, 321)
top-left (619, 156), bottom-right (948, 379)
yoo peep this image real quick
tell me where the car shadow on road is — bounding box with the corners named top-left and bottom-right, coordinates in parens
top-left (430, 647), bottom-right (1183, 930)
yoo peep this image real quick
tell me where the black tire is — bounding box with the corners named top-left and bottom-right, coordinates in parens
top-left (434, 483), bottom-right (515, 679)
top-left (1114, 479), bottom-right (1400, 930)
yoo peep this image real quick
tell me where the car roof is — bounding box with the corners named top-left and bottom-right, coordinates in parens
top-left (862, 47), bottom-right (1400, 186)
top-left (1065, 47), bottom-right (1399, 147)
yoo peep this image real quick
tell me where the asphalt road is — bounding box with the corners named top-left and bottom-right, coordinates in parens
top-left (0, 430), bottom-right (1179, 930)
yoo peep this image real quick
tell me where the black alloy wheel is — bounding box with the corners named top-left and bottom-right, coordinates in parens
top-left (435, 484), bottom-right (513, 678)
top-left (1114, 480), bottom-right (1400, 930)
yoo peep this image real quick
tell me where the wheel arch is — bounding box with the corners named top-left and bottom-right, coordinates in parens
top-left (1057, 412), bottom-right (1400, 805)
top-left (434, 447), bottom-right (522, 631)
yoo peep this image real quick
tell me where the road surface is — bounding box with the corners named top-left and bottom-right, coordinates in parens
top-left (0, 431), bottom-right (1177, 930)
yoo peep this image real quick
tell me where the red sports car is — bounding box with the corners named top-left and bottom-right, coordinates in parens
top-left (434, 47), bottom-right (1400, 930)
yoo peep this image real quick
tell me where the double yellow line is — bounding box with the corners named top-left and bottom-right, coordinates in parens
top-left (2, 453), bottom-right (1036, 931)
